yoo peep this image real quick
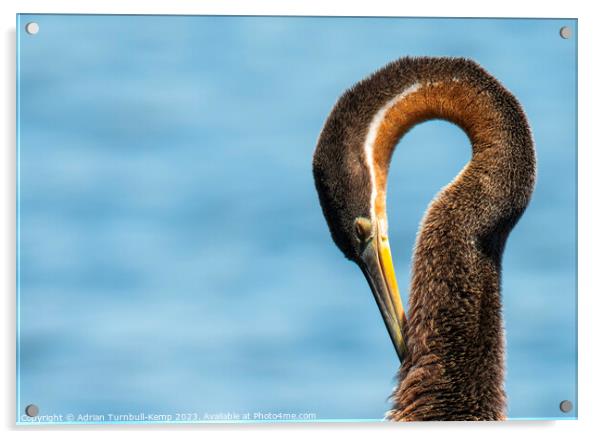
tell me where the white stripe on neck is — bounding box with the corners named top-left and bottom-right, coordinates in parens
top-left (362, 82), bottom-right (423, 225)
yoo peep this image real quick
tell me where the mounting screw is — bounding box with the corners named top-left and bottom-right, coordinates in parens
top-left (25, 22), bottom-right (39, 35)
top-left (559, 400), bottom-right (573, 413)
top-left (24, 404), bottom-right (39, 417)
top-left (559, 26), bottom-right (571, 39)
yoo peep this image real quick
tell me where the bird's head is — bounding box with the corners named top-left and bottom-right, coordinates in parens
top-left (312, 120), bottom-right (407, 363)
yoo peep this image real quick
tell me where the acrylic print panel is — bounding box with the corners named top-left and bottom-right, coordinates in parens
top-left (16, 15), bottom-right (577, 424)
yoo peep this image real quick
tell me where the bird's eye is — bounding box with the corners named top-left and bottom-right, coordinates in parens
top-left (354, 217), bottom-right (373, 243)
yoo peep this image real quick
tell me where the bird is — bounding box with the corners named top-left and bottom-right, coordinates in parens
top-left (312, 57), bottom-right (535, 421)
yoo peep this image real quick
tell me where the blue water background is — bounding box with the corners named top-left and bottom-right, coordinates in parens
top-left (17, 15), bottom-right (577, 421)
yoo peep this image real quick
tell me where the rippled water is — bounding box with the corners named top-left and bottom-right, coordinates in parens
top-left (17, 15), bottom-right (577, 422)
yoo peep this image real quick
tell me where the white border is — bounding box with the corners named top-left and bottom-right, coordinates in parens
top-left (2, 1), bottom-right (599, 438)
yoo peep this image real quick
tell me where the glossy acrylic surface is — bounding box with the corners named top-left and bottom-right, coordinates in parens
top-left (16, 15), bottom-right (577, 423)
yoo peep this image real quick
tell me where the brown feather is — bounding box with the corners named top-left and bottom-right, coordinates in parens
top-left (312, 57), bottom-right (535, 421)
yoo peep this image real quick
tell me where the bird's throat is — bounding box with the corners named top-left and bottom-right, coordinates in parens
top-left (362, 74), bottom-right (534, 421)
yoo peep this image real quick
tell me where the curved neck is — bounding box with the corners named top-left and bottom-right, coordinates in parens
top-left (371, 76), bottom-right (535, 420)
top-left (366, 78), bottom-right (534, 234)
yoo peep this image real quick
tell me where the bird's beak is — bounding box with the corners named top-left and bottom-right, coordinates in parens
top-left (359, 227), bottom-right (407, 363)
